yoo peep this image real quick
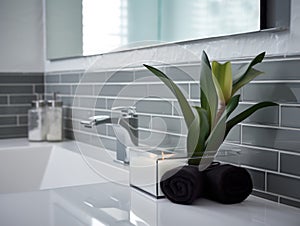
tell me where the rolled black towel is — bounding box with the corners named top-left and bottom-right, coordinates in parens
top-left (160, 165), bottom-right (204, 205)
top-left (203, 164), bottom-right (253, 204)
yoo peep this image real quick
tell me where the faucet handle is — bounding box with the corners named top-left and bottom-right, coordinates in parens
top-left (111, 106), bottom-right (136, 116)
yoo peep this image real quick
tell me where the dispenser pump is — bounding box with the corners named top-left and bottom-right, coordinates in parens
top-left (47, 93), bottom-right (62, 107)
top-left (31, 94), bottom-right (46, 108)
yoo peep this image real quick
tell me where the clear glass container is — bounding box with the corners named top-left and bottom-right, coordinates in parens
top-left (47, 94), bottom-right (63, 141)
top-left (130, 147), bottom-right (210, 198)
top-left (129, 146), bottom-right (240, 198)
top-left (28, 100), bottom-right (47, 141)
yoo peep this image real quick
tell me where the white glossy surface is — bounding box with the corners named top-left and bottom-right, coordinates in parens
top-left (0, 139), bottom-right (128, 193)
top-left (0, 182), bottom-right (300, 226)
top-left (0, 139), bottom-right (299, 226)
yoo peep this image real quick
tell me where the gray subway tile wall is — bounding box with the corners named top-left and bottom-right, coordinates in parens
top-left (60, 73), bottom-right (81, 83)
top-left (0, 85), bottom-right (33, 94)
top-left (0, 126), bottom-right (27, 138)
top-left (218, 143), bottom-right (278, 171)
top-left (0, 116), bottom-right (17, 125)
top-left (281, 106), bottom-right (300, 128)
top-left (229, 103), bottom-right (279, 125)
top-left (243, 83), bottom-right (300, 103)
top-left (0, 96), bottom-right (7, 104)
top-left (242, 126), bottom-right (300, 153)
top-left (0, 72), bottom-right (44, 138)
top-left (280, 197), bottom-right (300, 209)
top-left (148, 83), bottom-right (189, 99)
top-left (225, 125), bottom-right (241, 144)
top-left (252, 190), bottom-right (279, 202)
top-left (280, 153), bottom-right (300, 177)
top-left (45, 57), bottom-right (300, 208)
top-left (247, 168), bottom-right (266, 191)
top-left (254, 59), bottom-right (300, 80)
top-left (267, 173), bottom-right (300, 200)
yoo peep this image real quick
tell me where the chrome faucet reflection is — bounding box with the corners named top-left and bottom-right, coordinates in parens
top-left (80, 106), bottom-right (138, 165)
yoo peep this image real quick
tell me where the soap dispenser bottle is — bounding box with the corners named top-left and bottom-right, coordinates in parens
top-left (47, 93), bottom-right (63, 141)
top-left (28, 94), bottom-right (47, 141)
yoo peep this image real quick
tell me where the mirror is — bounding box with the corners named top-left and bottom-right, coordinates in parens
top-left (46, 0), bottom-right (261, 60)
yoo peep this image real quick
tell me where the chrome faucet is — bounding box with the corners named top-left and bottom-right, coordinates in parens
top-left (80, 106), bottom-right (138, 164)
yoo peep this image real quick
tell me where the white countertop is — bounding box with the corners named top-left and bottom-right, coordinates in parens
top-left (0, 139), bottom-right (299, 226)
top-left (1, 182), bottom-right (300, 226)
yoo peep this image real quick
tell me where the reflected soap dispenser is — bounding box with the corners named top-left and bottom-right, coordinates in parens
top-left (28, 94), bottom-right (47, 141)
top-left (47, 93), bottom-right (63, 141)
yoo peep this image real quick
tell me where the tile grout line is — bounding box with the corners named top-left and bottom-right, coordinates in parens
top-left (278, 152), bottom-right (281, 173)
top-left (240, 124), bottom-right (243, 145)
top-left (188, 83), bottom-right (191, 99)
top-left (278, 195), bottom-right (300, 204)
top-left (223, 141), bottom-right (300, 155)
top-left (62, 104), bottom-right (300, 132)
top-left (46, 91), bottom-right (300, 107)
top-left (16, 115), bottom-right (20, 126)
top-left (265, 171), bottom-right (268, 192)
top-left (279, 104), bottom-right (282, 127)
top-left (7, 94), bottom-right (10, 105)
top-left (244, 165), bottom-right (300, 180)
top-left (0, 114), bottom-right (27, 117)
top-left (252, 189), bottom-right (279, 203)
top-left (66, 128), bottom-right (117, 140)
top-left (45, 90), bottom-right (300, 108)
top-left (241, 122), bottom-right (300, 132)
top-left (0, 83), bottom-right (44, 86)
top-left (45, 81), bottom-right (198, 85)
top-left (0, 124), bottom-right (27, 128)
top-left (63, 106), bottom-right (184, 119)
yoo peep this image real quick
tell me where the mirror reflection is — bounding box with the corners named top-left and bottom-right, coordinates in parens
top-left (46, 0), bottom-right (260, 59)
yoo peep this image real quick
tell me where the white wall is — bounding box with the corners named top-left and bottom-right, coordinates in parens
top-left (0, 0), bottom-right (44, 72)
top-left (45, 0), bottom-right (299, 72)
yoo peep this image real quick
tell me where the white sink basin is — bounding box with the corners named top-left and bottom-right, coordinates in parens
top-left (0, 139), bottom-right (129, 193)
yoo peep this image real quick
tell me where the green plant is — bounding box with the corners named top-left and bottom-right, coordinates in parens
top-left (144, 51), bottom-right (277, 166)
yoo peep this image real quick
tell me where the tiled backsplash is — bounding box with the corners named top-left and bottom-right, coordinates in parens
top-left (44, 56), bottom-right (300, 208)
top-left (0, 73), bottom-right (44, 139)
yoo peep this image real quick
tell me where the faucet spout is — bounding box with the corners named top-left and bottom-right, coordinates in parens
top-left (80, 116), bottom-right (138, 146)
top-left (80, 107), bottom-right (139, 165)
top-left (80, 115), bottom-right (112, 128)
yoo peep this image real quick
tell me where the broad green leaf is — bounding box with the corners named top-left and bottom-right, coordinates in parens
top-left (233, 52), bottom-right (265, 83)
top-left (200, 109), bottom-right (227, 170)
top-left (226, 95), bottom-right (240, 119)
top-left (186, 111), bottom-right (200, 156)
top-left (193, 106), bottom-right (210, 153)
top-left (202, 50), bottom-right (211, 69)
top-left (211, 75), bottom-right (225, 104)
top-left (212, 61), bottom-right (233, 103)
top-left (225, 101), bottom-right (277, 137)
top-left (144, 64), bottom-right (195, 128)
top-left (205, 110), bottom-right (226, 151)
top-left (187, 107), bottom-right (209, 165)
top-left (232, 68), bottom-right (264, 95)
top-left (200, 52), bottom-right (218, 129)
